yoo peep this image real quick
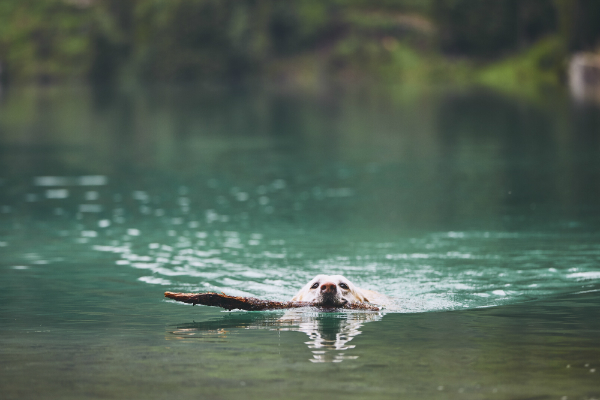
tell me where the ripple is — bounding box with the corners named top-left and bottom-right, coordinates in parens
top-left (21, 181), bottom-right (597, 314)
top-left (568, 271), bottom-right (600, 280)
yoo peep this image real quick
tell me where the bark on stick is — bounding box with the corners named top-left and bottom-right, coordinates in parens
top-left (164, 292), bottom-right (380, 311)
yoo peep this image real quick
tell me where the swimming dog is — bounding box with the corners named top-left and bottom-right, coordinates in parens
top-left (292, 274), bottom-right (383, 307)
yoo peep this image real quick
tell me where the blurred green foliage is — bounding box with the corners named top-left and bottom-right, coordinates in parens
top-left (477, 35), bottom-right (566, 98)
top-left (0, 0), bottom-right (599, 93)
top-left (432, 0), bottom-right (557, 57)
top-left (0, 0), bottom-right (93, 82)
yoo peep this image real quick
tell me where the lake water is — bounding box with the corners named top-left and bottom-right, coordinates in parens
top-left (1, 85), bottom-right (599, 399)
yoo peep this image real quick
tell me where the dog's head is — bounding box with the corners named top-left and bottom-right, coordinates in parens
top-left (292, 274), bottom-right (369, 306)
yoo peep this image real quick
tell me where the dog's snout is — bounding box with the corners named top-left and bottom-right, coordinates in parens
top-left (320, 282), bottom-right (337, 294)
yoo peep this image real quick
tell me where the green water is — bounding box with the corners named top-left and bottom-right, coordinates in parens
top-left (1, 85), bottom-right (599, 399)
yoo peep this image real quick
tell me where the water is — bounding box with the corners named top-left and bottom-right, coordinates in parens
top-left (1, 85), bottom-right (599, 399)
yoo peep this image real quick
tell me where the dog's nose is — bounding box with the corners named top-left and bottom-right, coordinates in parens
top-left (320, 282), bottom-right (337, 294)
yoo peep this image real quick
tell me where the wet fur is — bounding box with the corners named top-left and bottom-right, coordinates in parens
top-left (292, 274), bottom-right (380, 306)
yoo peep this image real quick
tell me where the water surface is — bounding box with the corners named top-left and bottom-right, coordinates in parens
top-left (1, 85), bottom-right (599, 399)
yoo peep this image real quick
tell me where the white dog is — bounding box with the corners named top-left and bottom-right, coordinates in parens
top-left (292, 274), bottom-right (383, 307)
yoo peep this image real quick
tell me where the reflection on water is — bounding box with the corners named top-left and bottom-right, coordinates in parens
top-left (168, 310), bottom-right (382, 363)
top-left (281, 311), bottom-right (382, 363)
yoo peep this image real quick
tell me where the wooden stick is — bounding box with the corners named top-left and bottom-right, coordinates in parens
top-left (164, 292), bottom-right (380, 311)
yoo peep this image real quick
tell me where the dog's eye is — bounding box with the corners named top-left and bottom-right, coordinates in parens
top-left (339, 282), bottom-right (349, 290)
top-left (310, 282), bottom-right (319, 289)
